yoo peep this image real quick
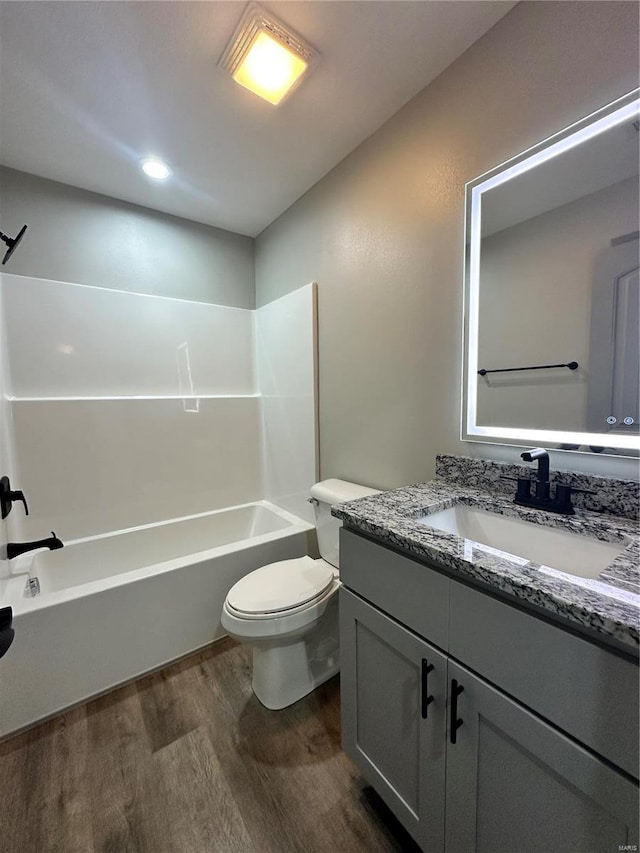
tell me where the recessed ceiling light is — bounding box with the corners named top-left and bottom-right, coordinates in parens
top-left (220, 2), bottom-right (318, 106)
top-left (141, 158), bottom-right (171, 180)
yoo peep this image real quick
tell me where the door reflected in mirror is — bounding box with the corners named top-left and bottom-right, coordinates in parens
top-left (464, 91), bottom-right (640, 457)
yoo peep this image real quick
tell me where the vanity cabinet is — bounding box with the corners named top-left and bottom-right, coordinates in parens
top-left (339, 529), bottom-right (640, 853)
top-left (340, 588), bottom-right (447, 851)
top-left (445, 659), bottom-right (638, 853)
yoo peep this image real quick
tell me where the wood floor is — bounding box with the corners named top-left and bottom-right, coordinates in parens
top-left (0, 638), bottom-right (420, 853)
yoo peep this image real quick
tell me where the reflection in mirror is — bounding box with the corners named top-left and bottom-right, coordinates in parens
top-left (464, 91), bottom-right (640, 457)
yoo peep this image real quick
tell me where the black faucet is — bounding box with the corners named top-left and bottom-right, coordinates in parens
top-left (514, 449), bottom-right (575, 515)
top-left (7, 532), bottom-right (64, 560)
top-left (521, 448), bottom-right (551, 500)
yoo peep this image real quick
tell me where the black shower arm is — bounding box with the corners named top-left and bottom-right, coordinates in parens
top-left (0, 224), bottom-right (28, 265)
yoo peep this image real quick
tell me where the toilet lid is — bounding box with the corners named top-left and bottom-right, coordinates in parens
top-left (227, 557), bottom-right (335, 615)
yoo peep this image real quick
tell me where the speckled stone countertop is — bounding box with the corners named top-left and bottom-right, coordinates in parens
top-left (333, 467), bottom-right (640, 652)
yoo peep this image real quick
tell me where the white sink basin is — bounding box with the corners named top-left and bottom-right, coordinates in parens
top-left (417, 504), bottom-right (627, 579)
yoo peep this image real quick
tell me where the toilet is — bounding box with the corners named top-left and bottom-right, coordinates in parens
top-left (221, 479), bottom-right (379, 709)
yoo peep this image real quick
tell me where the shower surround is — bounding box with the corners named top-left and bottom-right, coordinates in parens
top-left (0, 272), bottom-right (318, 737)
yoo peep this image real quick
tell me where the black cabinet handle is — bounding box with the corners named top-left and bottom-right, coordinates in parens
top-left (450, 679), bottom-right (464, 744)
top-left (421, 659), bottom-right (434, 719)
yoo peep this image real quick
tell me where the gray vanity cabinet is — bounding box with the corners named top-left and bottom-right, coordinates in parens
top-left (445, 659), bottom-right (639, 853)
top-left (339, 529), bottom-right (639, 852)
top-left (340, 587), bottom-right (447, 852)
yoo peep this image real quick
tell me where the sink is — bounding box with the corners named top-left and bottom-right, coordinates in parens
top-left (416, 504), bottom-right (627, 579)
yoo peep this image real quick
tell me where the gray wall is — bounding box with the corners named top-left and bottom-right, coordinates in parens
top-left (255, 1), bottom-right (640, 486)
top-left (0, 166), bottom-right (255, 308)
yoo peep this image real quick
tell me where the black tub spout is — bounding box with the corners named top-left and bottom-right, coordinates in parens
top-left (7, 532), bottom-right (64, 560)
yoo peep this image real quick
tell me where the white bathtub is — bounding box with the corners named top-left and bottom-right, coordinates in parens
top-left (0, 501), bottom-right (314, 738)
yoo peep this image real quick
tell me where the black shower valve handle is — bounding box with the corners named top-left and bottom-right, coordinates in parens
top-left (0, 476), bottom-right (29, 520)
top-left (10, 490), bottom-right (29, 516)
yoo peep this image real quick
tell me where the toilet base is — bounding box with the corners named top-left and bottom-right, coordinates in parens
top-left (251, 595), bottom-right (340, 710)
top-left (252, 641), bottom-right (339, 710)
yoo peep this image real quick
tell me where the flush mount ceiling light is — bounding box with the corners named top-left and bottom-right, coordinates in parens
top-left (141, 158), bottom-right (171, 180)
top-left (219, 2), bottom-right (318, 106)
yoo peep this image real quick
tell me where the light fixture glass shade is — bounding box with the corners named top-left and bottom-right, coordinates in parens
top-left (233, 31), bottom-right (308, 105)
top-left (220, 2), bottom-right (317, 106)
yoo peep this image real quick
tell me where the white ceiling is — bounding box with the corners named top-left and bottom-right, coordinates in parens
top-left (0, 1), bottom-right (515, 237)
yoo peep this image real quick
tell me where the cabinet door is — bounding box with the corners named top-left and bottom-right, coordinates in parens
top-left (340, 587), bottom-right (447, 851)
top-left (445, 660), bottom-right (639, 853)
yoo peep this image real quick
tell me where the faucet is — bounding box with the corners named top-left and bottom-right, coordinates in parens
top-left (521, 448), bottom-right (551, 501)
top-left (7, 532), bottom-right (64, 560)
top-left (514, 449), bottom-right (577, 515)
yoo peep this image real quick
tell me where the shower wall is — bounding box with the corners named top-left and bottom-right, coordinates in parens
top-left (0, 273), bottom-right (316, 544)
top-left (0, 292), bottom-right (12, 573)
top-left (257, 283), bottom-right (318, 524)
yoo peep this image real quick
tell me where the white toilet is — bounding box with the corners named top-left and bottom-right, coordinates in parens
top-left (221, 479), bottom-right (379, 709)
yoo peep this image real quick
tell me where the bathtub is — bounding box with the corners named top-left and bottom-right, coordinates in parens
top-left (0, 501), bottom-right (314, 739)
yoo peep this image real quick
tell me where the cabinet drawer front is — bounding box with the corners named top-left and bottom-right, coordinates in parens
top-left (449, 580), bottom-right (639, 778)
top-left (340, 528), bottom-right (449, 650)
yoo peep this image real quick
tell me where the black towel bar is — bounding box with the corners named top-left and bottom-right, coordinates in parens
top-left (478, 361), bottom-right (578, 377)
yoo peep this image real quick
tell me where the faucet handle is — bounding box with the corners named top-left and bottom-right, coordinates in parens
top-left (554, 483), bottom-right (575, 514)
top-left (515, 476), bottom-right (532, 501)
top-left (10, 490), bottom-right (29, 516)
top-left (0, 476), bottom-right (29, 520)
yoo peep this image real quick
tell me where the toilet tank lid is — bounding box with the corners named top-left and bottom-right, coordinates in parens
top-left (310, 478), bottom-right (380, 506)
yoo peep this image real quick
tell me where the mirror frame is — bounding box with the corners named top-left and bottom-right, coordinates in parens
top-left (462, 89), bottom-right (640, 457)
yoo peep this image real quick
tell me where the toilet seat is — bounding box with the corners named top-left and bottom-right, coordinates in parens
top-left (226, 557), bottom-right (335, 619)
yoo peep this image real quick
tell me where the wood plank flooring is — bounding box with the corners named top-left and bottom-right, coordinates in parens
top-left (0, 638), bottom-right (420, 853)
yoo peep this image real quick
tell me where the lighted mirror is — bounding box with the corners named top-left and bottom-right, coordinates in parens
top-left (463, 90), bottom-right (640, 457)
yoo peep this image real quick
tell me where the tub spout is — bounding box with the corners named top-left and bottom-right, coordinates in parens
top-left (7, 532), bottom-right (64, 560)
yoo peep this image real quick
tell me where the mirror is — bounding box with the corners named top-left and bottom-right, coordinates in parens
top-left (463, 90), bottom-right (640, 457)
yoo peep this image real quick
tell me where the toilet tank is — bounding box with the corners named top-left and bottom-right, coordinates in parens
top-left (310, 479), bottom-right (380, 568)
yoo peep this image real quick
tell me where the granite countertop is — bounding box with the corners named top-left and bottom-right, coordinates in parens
top-left (333, 479), bottom-right (640, 652)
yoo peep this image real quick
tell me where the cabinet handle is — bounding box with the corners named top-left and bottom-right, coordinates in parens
top-left (450, 679), bottom-right (464, 744)
top-left (421, 659), bottom-right (434, 719)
